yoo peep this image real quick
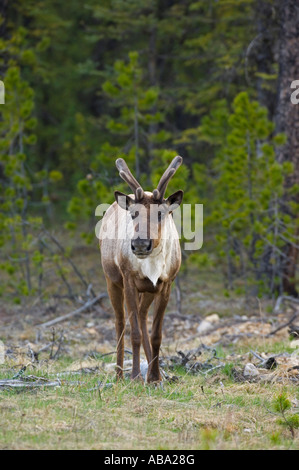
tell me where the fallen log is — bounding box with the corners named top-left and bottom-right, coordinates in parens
top-left (0, 376), bottom-right (61, 390)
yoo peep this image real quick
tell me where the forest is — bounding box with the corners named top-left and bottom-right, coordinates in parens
top-left (0, 0), bottom-right (298, 451)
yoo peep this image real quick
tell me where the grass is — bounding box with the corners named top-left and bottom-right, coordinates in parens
top-left (0, 248), bottom-right (298, 450)
top-left (0, 343), bottom-right (298, 450)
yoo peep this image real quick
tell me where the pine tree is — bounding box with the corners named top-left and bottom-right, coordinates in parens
top-left (0, 27), bottom-right (41, 300)
top-left (0, 24), bottom-right (65, 301)
top-left (207, 91), bottom-right (293, 296)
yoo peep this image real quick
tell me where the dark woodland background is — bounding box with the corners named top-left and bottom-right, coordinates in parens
top-left (0, 0), bottom-right (298, 304)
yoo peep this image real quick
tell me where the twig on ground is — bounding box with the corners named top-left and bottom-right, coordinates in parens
top-left (250, 350), bottom-right (264, 362)
top-left (12, 365), bottom-right (28, 380)
top-left (0, 377), bottom-right (61, 390)
top-left (267, 313), bottom-right (298, 337)
top-left (274, 296), bottom-right (299, 314)
top-left (27, 344), bottom-right (38, 363)
top-left (49, 328), bottom-right (65, 360)
top-left (167, 311), bottom-right (200, 322)
top-left (202, 364), bottom-right (225, 375)
top-left (38, 293), bottom-right (108, 329)
top-left (36, 342), bottom-right (53, 355)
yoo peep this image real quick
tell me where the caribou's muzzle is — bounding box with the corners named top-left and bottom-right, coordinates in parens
top-left (131, 238), bottom-right (153, 257)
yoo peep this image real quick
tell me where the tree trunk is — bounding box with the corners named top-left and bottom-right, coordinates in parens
top-left (255, 0), bottom-right (277, 118)
top-left (275, 0), bottom-right (299, 296)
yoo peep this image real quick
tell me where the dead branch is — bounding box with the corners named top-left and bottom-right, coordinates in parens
top-left (42, 230), bottom-right (97, 298)
top-left (274, 295), bottom-right (299, 314)
top-left (267, 312), bottom-right (298, 337)
top-left (38, 292), bottom-right (108, 329)
top-left (49, 328), bottom-right (65, 360)
top-left (166, 311), bottom-right (200, 322)
top-left (0, 377), bottom-right (61, 390)
top-left (40, 238), bottom-right (76, 302)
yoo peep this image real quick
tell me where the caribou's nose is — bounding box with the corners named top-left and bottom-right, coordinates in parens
top-left (131, 238), bottom-right (152, 256)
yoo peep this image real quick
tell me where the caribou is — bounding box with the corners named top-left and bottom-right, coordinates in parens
top-left (99, 156), bottom-right (183, 382)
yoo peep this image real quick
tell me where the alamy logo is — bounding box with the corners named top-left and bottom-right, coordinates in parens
top-left (290, 80), bottom-right (299, 105)
top-left (0, 81), bottom-right (5, 104)
top-left (0, 340), bottom-right (4, 364)
top-left (95, 201), bottom-right (204, 251)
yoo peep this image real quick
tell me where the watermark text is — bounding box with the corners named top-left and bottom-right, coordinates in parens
top-left (0, 81), bottom-right (5, 104)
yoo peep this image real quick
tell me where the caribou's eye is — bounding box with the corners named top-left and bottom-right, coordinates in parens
top-left (131, 211), bottom-right (139, 220)
top-left (158, 208), bottom-right (168, 222)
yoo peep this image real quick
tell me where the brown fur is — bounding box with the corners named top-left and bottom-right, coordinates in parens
top-left (99, 159), bottom-right (183, 382)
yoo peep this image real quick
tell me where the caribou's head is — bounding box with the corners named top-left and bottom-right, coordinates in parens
top-left (114, 157), bottom-right (183, 258)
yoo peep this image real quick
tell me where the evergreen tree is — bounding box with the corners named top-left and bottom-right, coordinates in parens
top-left (207, 92), bottom-right (294, 296)
top-left (1, 0), bottom-right (297, 301)
top-left (0, 27), bottom-right (42, 300)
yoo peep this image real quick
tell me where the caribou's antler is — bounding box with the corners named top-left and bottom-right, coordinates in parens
top-left (116, 158), bottom-right (144, 201)
top-left (153, 156), bottom-right (183, 201)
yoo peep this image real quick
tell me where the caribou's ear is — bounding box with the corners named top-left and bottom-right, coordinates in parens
top-left (114, 191), bottom-right (135, 211)
top-left (165, 190), bottom-right (183, 210)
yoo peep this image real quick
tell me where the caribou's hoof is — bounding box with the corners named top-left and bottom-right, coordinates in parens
top-left (130, 372), bottom-right (144, 382)
top-left (146, 374), bottom-right (162, 384)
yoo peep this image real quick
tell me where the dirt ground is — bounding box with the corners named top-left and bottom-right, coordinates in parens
top-left (0, 248), bottom-right (298, 450)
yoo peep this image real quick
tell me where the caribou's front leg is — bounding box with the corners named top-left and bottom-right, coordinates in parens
top-left (147, 283), bottom-right (171, 383)
top-left (139, 292), bottom-right (155, 364)
top-left (124, 278), bottom-right (142, 379)
top-left (106, 278), bottom-right (125, 380)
